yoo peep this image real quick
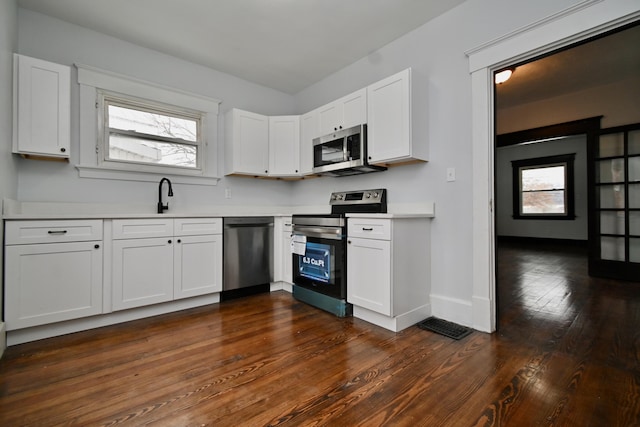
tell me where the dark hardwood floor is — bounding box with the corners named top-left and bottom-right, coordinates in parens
top-left (1, 241), bottom-right (639, 426)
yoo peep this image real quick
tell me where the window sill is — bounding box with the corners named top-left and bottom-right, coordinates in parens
top-left (513, 214), bottom-right (576, 220)
top-left (76, 165), bottom-right (220, 186)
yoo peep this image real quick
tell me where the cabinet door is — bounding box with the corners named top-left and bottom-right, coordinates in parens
top-left (367, 68), bottom-right (413, 163)
top-left (112, 237), bottom-right (174, 311)
top-left (5, 241), bottom-right (103, 330)
top-left (226, 109), bottom-right (269, 175)
top-left (269, 115), bottom-right (300, 176)
top-left (13, 54), bottom-right (70, 158)
top-left (318, 101), bottom-right (341, 136)
top-left (174, 234), bottom-right (223, 299)
top-left (347, 237), bottom-right (391, 316)
top-left (318, 89), bottom-right (367, 136)
top-left (340, 88), bottom-right (367, 130)
top-left (299, 110), bottom-right (319, 175)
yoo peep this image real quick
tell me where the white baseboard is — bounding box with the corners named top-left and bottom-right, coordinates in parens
top-left (7, 293), bottom-right (219, 346)
top-left (270, 282), bottom-right (293, 293)
top-left (430, 294), bottom-right (473, 328)
top-left (353, 304), bottom-right (431, 332)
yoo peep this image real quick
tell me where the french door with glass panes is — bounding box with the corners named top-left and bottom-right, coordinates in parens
top-left (590, 124), bottom-right (640, 280)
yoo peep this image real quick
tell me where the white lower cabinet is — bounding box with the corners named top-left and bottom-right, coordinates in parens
top-left (347, 216), bottom-right (431, 332)
top-left (112, 236), bottom-right (174, 311)
top-left (174, 234), bottom-right (223, 299)
top-left (111, 218), bottom-right (222, 311)
top-left (347, 237), bottom-right (392, 315)
top-left (4, 220), bottom-right (103, 330)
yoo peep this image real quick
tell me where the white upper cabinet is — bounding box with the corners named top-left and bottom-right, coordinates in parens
top-left (269, 115), bottom-right (300, 176)
top-left (13, 54), bottom-right (71, 160)
top-left (225, 108), bottom-right (269, 176)
top-left (299, 109), bottom-right (319, 175)
top-left (367, 68), bottom-right (426, 165)
top-left (318, 88), bottom-right (367, 136)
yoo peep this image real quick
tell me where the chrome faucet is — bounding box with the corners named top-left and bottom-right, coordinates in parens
top-left (157, 177), bottom-right (174, 214)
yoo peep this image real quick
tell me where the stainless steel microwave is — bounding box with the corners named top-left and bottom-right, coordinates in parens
top-left (312, 124), bottom-right (386, 177)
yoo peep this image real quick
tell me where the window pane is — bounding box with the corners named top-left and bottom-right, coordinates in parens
top-left (599, 133), bottom-right (624, 157)
top-left (629, 130), bottom-right (640, 155)
top-left (521, 165), bottom-right (565, 191)
top-left (601, 236), bottom-right (625, 261)
top-left (597, 159), bottom-right (625, 183)
top-left (600, 211), bottom-right (625, 235)
top-left (631, 212), bottom-right (640, 236)
top-left (522, 190), bottom-right (565, 214)
top-left (631, 183), bottom-right (640, 209)
top-left (109, 134), bottom-right (197, 168)
top-left (108, 105), bottom-right (197, 142)
top-left (599, 185), bottom-right (625, 209)
top-left (630, 238), bottom-right (640, 263)
top-left (629, 157), bottom-right (640, 182)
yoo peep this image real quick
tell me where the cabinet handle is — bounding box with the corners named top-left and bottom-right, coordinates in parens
top-left (168, 239), bottom-right (172, 244)
top-left (177, 239), bottom-right (181, 243)
top-left (94, 244), bottom-right (100, 249)
top-left (284, 223), bottom-right (292, 227)
top-left (60, 147), bottom-right (66, 153)
top-left (348, 240), bottom-right (352, 244)
top-left (47, 230), bottom-right (68, 235)
top-left (362, 227), bottom-right (374, 231)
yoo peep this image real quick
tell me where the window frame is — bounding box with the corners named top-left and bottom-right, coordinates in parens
top-left (512, 154), bottom-right (576, 220)
top-left (98, 90), bottom-right (205, 175)
top-left (76, 64), bottom-right (221, 185)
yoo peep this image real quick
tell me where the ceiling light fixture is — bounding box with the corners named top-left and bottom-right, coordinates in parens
top-left (495, 68), bottom-right (514, 84)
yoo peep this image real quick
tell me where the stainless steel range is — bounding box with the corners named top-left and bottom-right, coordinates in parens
top-left (291, 189), bottom-right (387, 317)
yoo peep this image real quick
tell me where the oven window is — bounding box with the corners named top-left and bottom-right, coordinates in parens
top-left (293, 236), bottom-right (345, 299)
top-left (299, 242), bottom-right (332, 283)
top-left (314, 138), bottom-right (345, 165)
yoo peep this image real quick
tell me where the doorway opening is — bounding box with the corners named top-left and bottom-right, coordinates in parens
top-left (493, 22), bottom-right (640, 327)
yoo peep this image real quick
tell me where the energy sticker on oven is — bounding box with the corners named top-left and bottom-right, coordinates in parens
top-left (299, 242), bottom-right (331, 283)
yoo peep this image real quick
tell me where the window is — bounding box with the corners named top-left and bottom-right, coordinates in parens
top-left (101, 92), bottom-right (203, 172)
top-left (77, 64), bottom-right (221, 184)
top-left (512, 154), bottom-right (576, 219)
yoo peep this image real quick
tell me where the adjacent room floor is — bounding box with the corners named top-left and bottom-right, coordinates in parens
top-left (1, 241), bottom-right (638, 426)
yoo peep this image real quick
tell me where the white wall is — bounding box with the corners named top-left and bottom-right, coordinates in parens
top-left (291, 0), bottom-right (586, 326)
top-left (495, 135), bottom-right (588, 240)
top-left (15, 9), bottom-right (298, 210)
top-left (0, 0), bottom-right (19, 355)
top-left (497, 76), bottom-right (640, 134)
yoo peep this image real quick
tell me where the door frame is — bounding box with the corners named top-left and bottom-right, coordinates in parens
top-left (465, 1), bottom-right (640, 333)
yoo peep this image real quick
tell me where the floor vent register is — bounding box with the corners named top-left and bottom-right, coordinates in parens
top-left (418, 317), bottom-right (472, 340)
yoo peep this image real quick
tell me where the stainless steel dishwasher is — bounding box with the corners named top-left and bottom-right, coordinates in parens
top-left (222, 217), bottom-right (274, 300)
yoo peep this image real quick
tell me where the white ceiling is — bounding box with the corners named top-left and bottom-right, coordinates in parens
top-left (17, 0), bottom-right (466, 94)
top-left (496, 23), bottom-right (640, 109)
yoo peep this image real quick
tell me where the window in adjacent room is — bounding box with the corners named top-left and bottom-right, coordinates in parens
top-left (512, 154), bottom-right (576, 219)
top-left (100, 92), bottom-right (203, 172)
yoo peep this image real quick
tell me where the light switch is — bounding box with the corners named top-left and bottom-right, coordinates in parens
top-left (446, 167), bottom-right (456, 182)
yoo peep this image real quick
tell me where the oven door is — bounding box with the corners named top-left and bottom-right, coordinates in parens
top-left (292, 225), bottom-right (346, 300)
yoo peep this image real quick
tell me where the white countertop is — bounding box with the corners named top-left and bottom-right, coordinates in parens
top-left (2, 199), bottom-right (435, 220)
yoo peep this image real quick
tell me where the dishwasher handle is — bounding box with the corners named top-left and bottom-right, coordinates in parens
top-left (224, 217), bottom-right (274, 228)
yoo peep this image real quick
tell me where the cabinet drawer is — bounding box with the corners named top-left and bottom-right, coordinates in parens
top-left (348, 218), bottom-right (391, 240)
top-left (112, 219), bottom-right (173, 239)
top-left (5, 220), bottom-right (103, 245)
top-left (174, 218), bottom-right (222, 236)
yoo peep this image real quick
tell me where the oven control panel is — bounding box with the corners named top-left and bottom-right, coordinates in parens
top-left (330, 189), bottom-right (386, 205)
